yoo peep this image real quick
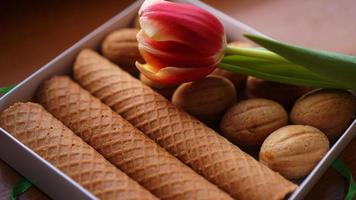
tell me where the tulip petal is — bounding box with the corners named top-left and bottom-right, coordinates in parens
top-left (137, 30), bottom-right (225, 69)
top-left (137, 30), bottom-right (200, 55)
top-left (139, 46), bottom-right (223, 69)
top-left (136, 62), bottom-right (216, 84)
top-left (140, 1), bottom-right (226, 55)
top-left (139, 0), bottom-right (165, 15)
top-left (137, 0), bottom-right (226, 84)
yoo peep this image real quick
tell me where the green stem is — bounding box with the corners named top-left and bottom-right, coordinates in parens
top-left (218, 62), bottom-right (344, 89)
top-left (225, 45), bottom-right (288, 63)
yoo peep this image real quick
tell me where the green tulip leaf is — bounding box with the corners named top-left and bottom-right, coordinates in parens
top-left (10, 179), bottom-right (32, 200)
top-left (0, 85), bottom-right (14, 94)
top-left (244, 34), bottom-right (356, 89)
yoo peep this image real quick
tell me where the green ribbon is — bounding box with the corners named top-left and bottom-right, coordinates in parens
top-left (0, 85), bottom-right (15, 94)
top-left (1, 84), bottom-right (355, 200)
top-left (9, 179), bottom-right (32, 200)
top-left (332, 159), bottom-right (356, 200)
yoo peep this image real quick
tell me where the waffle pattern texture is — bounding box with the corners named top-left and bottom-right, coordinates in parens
top-left (0, 102), bottom-right (157, 200)
top-left (73, 49), bottom-right (297, 200)
top-left (37, 76), bottom-right (232, 200)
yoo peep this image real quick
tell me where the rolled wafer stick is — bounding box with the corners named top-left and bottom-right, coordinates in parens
top-left (0, 102), bottom-right (157, 200)
top-left (73, 49), bottom-right (298, 200)
top-left (36, 76), bottom-right (232, 200)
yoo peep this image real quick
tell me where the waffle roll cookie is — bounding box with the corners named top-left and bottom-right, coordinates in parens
top-left (0, 102), bottom-right (157, 200)
top-left (73, 49), bottom-right (297, 200)
top-left (37, 76), bottom-right (232, 200)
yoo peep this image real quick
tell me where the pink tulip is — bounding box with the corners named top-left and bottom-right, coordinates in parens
top-left (136, 0), bottom-right (226, 84)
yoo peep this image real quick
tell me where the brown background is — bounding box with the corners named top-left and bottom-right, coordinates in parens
top-left (1, 0), bottom-right (356, 199)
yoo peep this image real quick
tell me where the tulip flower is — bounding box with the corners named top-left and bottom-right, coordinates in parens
top-left (136, 0), bottom-right (226, 84)
top-left (136, 0), bottom-right (356, 89)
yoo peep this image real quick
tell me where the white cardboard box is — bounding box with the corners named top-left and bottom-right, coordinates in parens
top-left (0, 0), bottom-right (355, 199)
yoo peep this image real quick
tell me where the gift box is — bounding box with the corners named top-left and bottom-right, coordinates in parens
top-left (0, 0), bottom-right (355, 199)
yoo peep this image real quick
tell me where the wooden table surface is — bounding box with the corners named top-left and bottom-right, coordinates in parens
top-left (1, 0), bottom-right (355, 199)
